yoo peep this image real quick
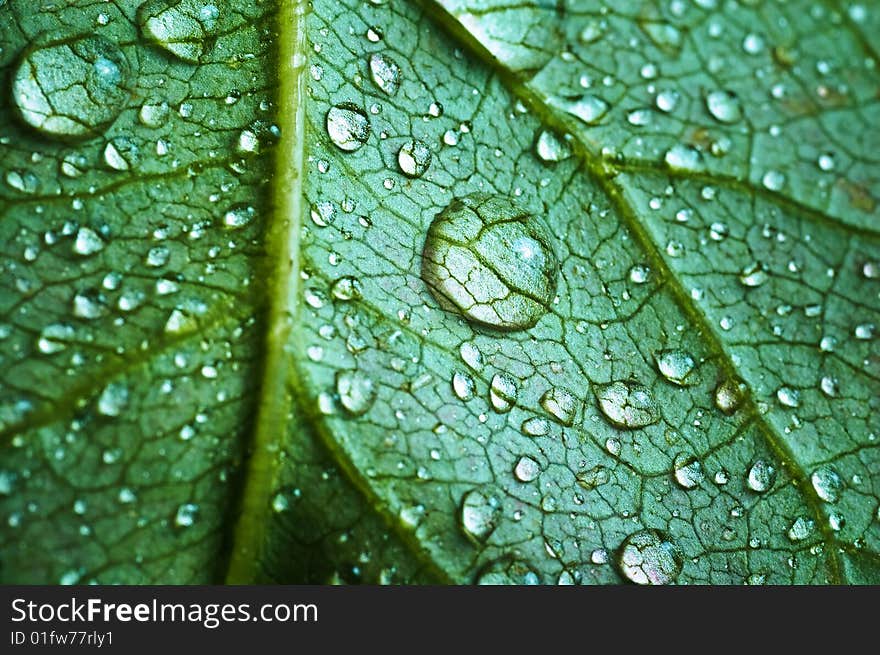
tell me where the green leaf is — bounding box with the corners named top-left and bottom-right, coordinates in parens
top-left (1, 0), bottom-right (878, 585)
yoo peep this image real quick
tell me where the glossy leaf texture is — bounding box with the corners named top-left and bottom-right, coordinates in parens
top-left (0, 0), bottom-right (878, 585)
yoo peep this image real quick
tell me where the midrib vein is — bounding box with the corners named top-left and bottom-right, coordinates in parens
top-left (225, 0), bottom-right (309, 583)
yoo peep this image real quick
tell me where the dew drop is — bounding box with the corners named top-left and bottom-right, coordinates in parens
top-left (174, 502), bottom-right (199, 528)
top-left (776, 386), bottom-right (800, 408)
top-left (535, 130), bottom-right (571, 162)
top-left (335, 370), bottom-right (376, 416)
top-left (787, 517), bottom-right (814, 542)
top-left (223, 204), bottom-right (254, 229)
top-left (489, 373), bottom-right (518, 413)
top-left (665, 144), bottom-right (702, 171)
top-left (561, 94), bottom-right (609, 124)
top-left (539, 387), bottom-right (577, 426)
top-left (521, 416), bottom-right (549, 436)
top-left (452, 371), bottom-right (475, 401)
top-left (139, 101), bottom-right (170, 128)
top-left (655, 89), bottom-right (679, 113)
top-left (596, 380), bottom-right (659, 429)
top-left (616, 529), bottom-right (683, 585)
top-left (137, 0), bottom-right (220, 63)
top-left (331, 276), bottom-right (362, 301)
top-left (762, 170), bottom-right (786, 191)
top-left (810, 465), bottom-right (843, 503)
top-left (576, 464), bottom-right (609, 490)
top-left (38, 323), bottom-right (75, 354)
top-left (714, 378), bottom-right (744, 414)
top-left (459, 488), bottom-right (501, 543)
top-left (421, 194), bottom-right (558, 331)
top-left (673, 452), bottom-right (704, 489)
top-left (513, 456), bottom-right (540, 482)
top-left (326, 103), bottom-right (371, 152)
top-left (747, 459), bottom-right (776, 493)
top-left (476, 559), bottom-right (540, 585)
top-left (368, 53), bottom-right (400, 96)
top-left (629, 264), bottom-right (650, 284)
top-left (739, 262), bottom-right (768, 287)
top-left (97, 382), bottom-right (129, 416)
top-left (11, 35), bottom-right (130, 140)
top-left (654, 349), bottom-right (695, 386)
top-left (73, 227), bottom-right (105, 256)
top-left (397, 139), bottom-right (431, 178)
top-left (705, 90), bottom-right (742, 123)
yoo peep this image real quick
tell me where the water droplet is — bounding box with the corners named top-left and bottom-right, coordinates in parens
top-left (561, 94), bottom-right (609, 124)
top-left (421, 194), bottom-right (558, 331)
top-left (11, 35), bottom-right (130, 140)
top-left (776, 386), bottom-right (800, 408)
top-left (97, 382), bottom-right (129, 416)
top-left (521, 416), bottom-right (549, 436)
top-left (629, 264), bottom-right (650, 284)
top-left (817, 153), bottom-right (835, 171)
top-left (705, 90), bottom-right (742, 123)
top-left (368, 53), bottom-right (400, 95)
top-left (38, 323), bottom-right (75, 354)
top-left (862, 261), bottom-right (880, 279)
top-left (459, 341), bottom-right (483, 370)
top-left (579, 20), bottom-right (605, 44)
top-left (576, 464), bottom-right (609, 490)
top-left (820, 376), bottom-right (838, 397)
top-left (739, 262), bottom-right (768, 287)
top-left (459, 488), bottom-right (501, 542)
top-left (742, 33), bottom-right (764, 55)
top-left (326, 103), bottom-right (371, 151)
top-left (762, 170), bottom-right (786, 191)
top-left (103, 139), bottom-right (136, 171)
top-left (223, 204), bottom-right (254, 229)
top-left (616, 529), bottom-right (683, 585)
top-left (452, 371), bottom-right (475, 400)
top-left (665, 144), bottom-right (702, 171)
top-left (489, 373), bottom-right (518, 413)
top-left (513, 456), bottom-right (540, 482)
top-left (535, 130), bottom-right (571, 162)
top-left (5, 170), bottom-right (39, 194)
top-left (596, 380), bottom-right (659, 429)
top-left (673, 452), bottom-right (704, 489)
top-left (654, 349), bottom-right (695, 386)
top-left (139, 101), bottom-right (170, 128)
top-left (747, 459), bottom-right (776, 493)
top-left (174, 502), bottom-right (199, 527)
top-left (854, 323), bottom-right (875, 340)
top-left (335, 370), bottom-right (376, 416)
top-left (626, 109), bottom-right (652, 126)
top-left (476, 559), bottom-right (540, 585)
top-left (331, 276), bottom-right (362, 301)
top-left (146, 246), bottom-right (170, 267)
top-left (310, 201), bottom-right (336, 227)
top-left (539, 387), bottom-right (577, 426)
top-left (397, 139), bottom-right (431, 178)
top-left (811, 465), bottom-right (843, 503)
top-left (714, 379), bottom-right (744, 414)
top-left (72, 289), bottom-right (108, 319)
top-left (787, 517), bottom-right (814, 542)
top-left (655, 89), bottom-right (679, 113)
top-left (137, 0), bottom-right (220, 63)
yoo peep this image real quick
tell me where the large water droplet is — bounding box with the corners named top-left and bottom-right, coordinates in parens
top-left (539, 387), bottom-right (577, 426)
top-left (459, 488), bottom-right (501, 543)
top-left (368, 53), bottom-right (400, 95)
top-left (11, 35), bottom-right (130, 140)
top-left (73, 228), bottom-right (105, 256)
top-left (596, 380), bottom-right (659, 429)
top-left (616, 529), bottom-right (683, 585)
top-left (421, 194), bottom-right (558, 331)
top-left (747, 459), bottom-right (776, 493)
top-left (810, 465), bottom-right (843, 503)
top-left (326, 103), bottom-right (371, 151)
top-left (561, 94), bottom-right (609, 124)
top-left (335, 370), bottom-right (376, 416)
top-left (513, 456), bottom-right (540, 482)
top-left (452, 371), bottom-right (475, 400)
top-left (397, 139), bottom-right (431, 178)
top-left (137, 0), bottom-right (220, 63)
top-left (705, 90), bottom-right (742, 123)
top-left (654, 350), bottom-right (695, 386)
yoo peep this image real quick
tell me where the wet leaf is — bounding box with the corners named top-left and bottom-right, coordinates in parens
top-left (1, 0), bottom-right (878, 585)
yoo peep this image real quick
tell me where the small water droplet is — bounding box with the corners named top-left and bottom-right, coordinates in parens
top-left (576, 464), bottom-right (609, 490)
top-left (762, 170), bottom-right (786, 191)
top-left (810, 466), bottom-right (843, 503)
top-left (452, 371), bottom-right (475, 400)
top-left (513, 456), bottom-right (540, 482)
top-left (705, 90), bottom-right (742, 123)
top-left (747, 459), bottom-right (776, 493)
top-left (335, 370), bottom-right (376, 416)
top-left (561, 94), bottom-right (609, 124)
top-left (616, 529), bottom-right (683, 585)
top-left (397, 139), bottom-right (431, 178)
top-left (673, 452), bottom-right (704, 489)
top-left (654, 349), bottom-right (695, 386)
top-left (489, 373), bottom-right (518, 413)
top-left (535, 130), bottom-right (572, 162)
top-left (476, 559), bottom-right (540, 585)
top-left (629, 264), bottom-right (650, 284)
top-left (739, 262), bottom-right (768, 287)
top-left (776, 386), bottom-right (800, 408)
top-left (421, 194), bottom-right (558, 331)
top-left (655, 89), bottom-right (679, 113)
top-left (331, 276), bottom-right (362, 301)
top-left (539, 387), bottom-right (577, 426)
top-left (326, 103), bottom-right (371, 151)
top-left (223, 204), bottom-right (254, 229)
top-left (521, 416), bottom-right (549, 436)
top-left (97, 382), bottom-right (129, 416)
top-left (787, 516), bottom-right (814, 542)
top-left (596, 380), bottom-right (659, 429)
top-left (714, 378), bottom-right (744, 414)
top-left (139, 101), bottom-right (170, 128)
top-left (174, 502), bottom-right (199, 527)
top-left (665, 144), bottom-right (702, 171)
top-left (459, 488), bottom-right (501, 542)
